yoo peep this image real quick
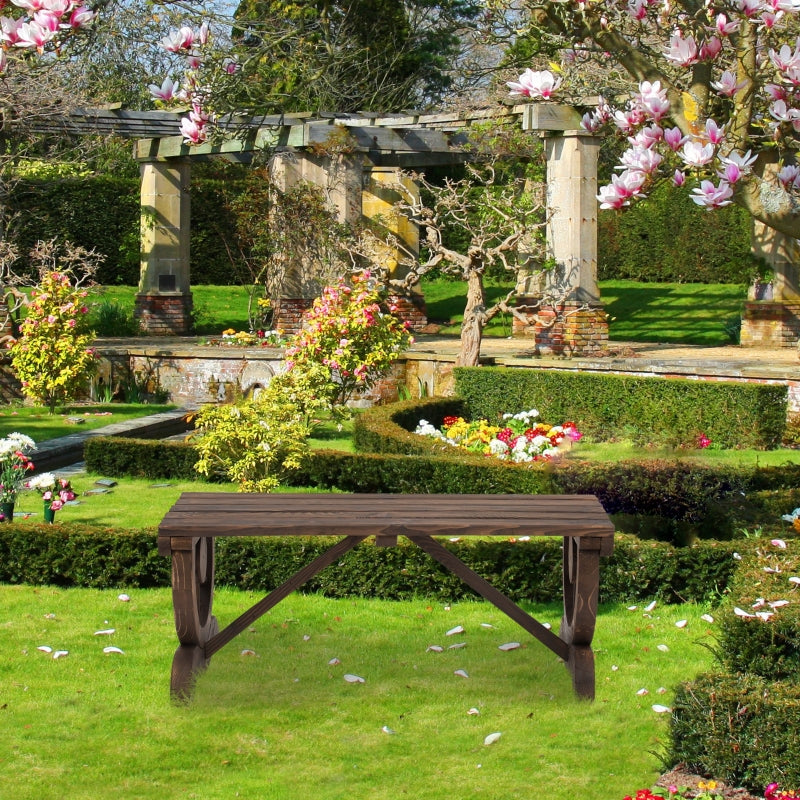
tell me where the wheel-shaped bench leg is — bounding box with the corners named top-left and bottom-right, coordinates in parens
top-left (170, 536), bottom-right (219, 700)
top-left (559, 536), bottom-right (601, 700)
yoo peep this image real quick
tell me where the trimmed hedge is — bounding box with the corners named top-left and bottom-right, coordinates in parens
top-left (453, 367), bottom-right (787, 449)
top-left (670, 673), bottom-right (800, 793)
top-left (84, 436), bottom-right (205, 481)
top-left (0, 521), bottom-right (743, 605)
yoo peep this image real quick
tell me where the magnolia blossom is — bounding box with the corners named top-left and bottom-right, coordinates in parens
top-left (673, 169), bottom-right (686, 187)
top-left (665, 32), bottom-right (698, 67)
top-left (711, 70), bottom-right (747, 97)
top-left (507, 68), bottom-right (562, 99)
top-left (636, 80), bottom-right (670, 120)
top-left (664, 126), bottom-right (687, 151)
top-left (619, 145), bottom-right (663, 174)
top-left (681, 139), bottom-right (716, 167)
top-left (704, 118), bottom-right (726, 144)
top-left (597, 170), bottom-right (646, 209)
top-left (778, 164), bottom-right (800, 189)
top-left (691, 179), bottom-right (734, 208)
top-left (149, 76), bottom-right (178, 102)
top-left (160, 25), bottom-right (194, 53)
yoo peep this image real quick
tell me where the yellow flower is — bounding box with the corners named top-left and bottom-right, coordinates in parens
top-left (222, 328), bottom-right (236, 336)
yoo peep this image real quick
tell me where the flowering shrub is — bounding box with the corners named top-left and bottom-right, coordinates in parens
top-left (192, 384), bottom-right (312, 492)
top-left (415, 409), bottom-right (581, 463)
top-left (0, 433), bottom-right (35, 503)
top-left (9, 269), bottom-right (96, 413)
top-left (26, 473), bottom-right (75, 511)
top-left (283, 271), bottom-right (412, 413)
top-left (622, 781), bottom-right (800, 799)
top-left (766, 784), bottom-right (800, 800)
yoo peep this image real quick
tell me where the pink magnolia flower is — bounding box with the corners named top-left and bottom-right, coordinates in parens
top-left (715, 13), bottom-right (739, 35)
top-left (691, 179), bottom-right (734, 209)
top-left (778, 164), bottom-right (800, 189)
top-left (596, 170), bottom-right (647, 209)
top-left (581, 111), bottom-right (603, 133)
top-left (15, 19), bottom-right (55, 51)
top-left (664, 126), bottom-right (688, 151)
top-left (619, 145), bottom-right (663, 174)
top-left (507, 68), bottom-right (562, 100)
top-left (636, 80), bottom-right (670, 120)
top-left (68, 5), bottom-right (93, 28)
top-left (626, 0), bottom-right (648, 21)
top-left (759, 10), bottom-right (784, 28)
top-left (628, 124), bottom-right (663, 149)
top-left (665, 33), bottom-right (698, 67)
top-left (712, 70), bottom-right (747, 97)
top-left (704, 118), bottom-right (726, 144)
top-left (736, 0), bottom-right (763, 16)
top-left (699, 36), bottom-right (722, 61)
top-left (149, 76), bottom-right (178, 102)
top-left (680, 139), bottom-right (715, 167)
top-left (770, 42), bottom-right (800, 73)
top-left (160, 25), bottom-right (194, 53)
top-left (180, 115), bottom-right (207, 145)
top-left (0, 16), bottom-right (24, 44)
top-left (673, 170), bottom-right (686, 187)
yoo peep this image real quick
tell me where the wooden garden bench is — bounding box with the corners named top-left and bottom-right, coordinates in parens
top-left (157, 492), bottom-right (615, 701)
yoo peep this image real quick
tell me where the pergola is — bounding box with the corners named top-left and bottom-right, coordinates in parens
top-left (55, 104), bottom-right (609, 353)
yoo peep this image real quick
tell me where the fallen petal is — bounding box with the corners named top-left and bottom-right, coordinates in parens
top-left (37, 645), bottom-right (53, 653)
top-left (734, 607), bottom-right (756, 618)
top-left (769, 600), bottom-right (789, 608)
top-left (651, 704), bottom-right (672, 714)
top-left (636, 688), bottom-right (649, 696)
top-left (657, 644), bottom-right (669, 652)
top-left (483, 732), bottom-right (502, 746)
top-left (426, 645), bottom-right (444, 653)
top-left (518, 536), bottom-right (530, 542)
top-left (446, 625), bottom-right (465, 636)
top-left (733, 552), bottom-right (742, 561)
top-left (94, 628), bottom-right (115, 636)
top-left (752, 598), bottom-right (766, 608)
top-left (480, 623), bottom-right (495, 629)
top-left (700, 614), bottom-right (714, 623)
top-left (328, 657), bottom-right (341, 665)
top-left (789, 576), bottom-right (800, 585)
top-left (117, 594), bottom-right (130, 602)
top-left (448, 642), bottom-right (467, 650)
top-left (454, 669), bottom-right (469, 678)
top-left (675, 620), bottom-right (688, 628)
top-left (627, 606), bottom-right (638, 612)
top-left (343, 673), bottom-right (365, 683)
top-left (103, 646), bottom-right (124, 655)
top-left (764, 567), bottom-right (781, 574)
top-left (241, 649), bottom-right (257, 656)
top-left (449, 537), bottom-right (461, 542)
top-left (644, 600), bottom-right (657, 612)
top-left (498, 642), bottom-right (520, 651)
top-left (303, 634), bottom-right (311, 641)
top-left (53, 650), bottom-right (69, 659)
top-left (542, 622), bottom-right (552, 630)
top-left (611, 665), bottom-right (619, 671)
top-left (755, 611), bottom-right (774, 621)
top-left (657, 687), bottom-right (667, 694)
top-left (771, 539), bottom-right (787, 549)
top-left (467, 707), bottom-right (480, 716)
top-left (381, 725), bottom-right (396, 735)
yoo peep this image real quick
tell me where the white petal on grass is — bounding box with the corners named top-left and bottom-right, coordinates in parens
top-left (480, 623), bottom-right (495, 629)
top-left (627, 606), bottom-right (638, 612)
top-left (701, 614), bottom-right (714, 623)
top-left (117, 594), bottom-right (130, 602)
top-left (764, 567), bottom-right (781, 574)
top-left (448, 642), bottom-right (466, 650)
top-left (103, 646), bottom-right (124, 655)
top-left (498, 642), bottom-right (520, 651)
top-left (733, 552), bottom-right (743, 561)
top-left (454, 669), bottom-right (469, 678)
top-left (789, 576), bottom-right (800, 585)
top-left (657, 644), bottom-right (670, 652)
top-left (769, 600), bottom-right (790, 608)
top-left (483, 732), bottom-right (502, 746)
top-left (467, 707), bottom-right (480, 716)
top-left (240, 649), bottom-right (257, 656)
top-left (448, 537), bottom-right (461, 543)
top-left (657, 687), bottom-right (667, 694)
top-left (328, 657), bottom-right (341, 665)
top-left (94, 628), bottom-right (115, 636)
top-left (542, 622), bottom-right (552, 630)
top-left (426, 645), bottom-right (444, 653)
top-left (381, 726), bottom-right (396, 735)
top-left (302, 634), bottom-right (311, 641)
top-left (636, 688), bottom-right (649, 696)
top-left (755, 611), bottom-right (774, 621)
top-left (446, 625), bottom-right (465, 636)
top-left (518, 536), bottom-right (530, 542)
top-left (675, 619), bottom-right (688, 628)
top-left (644, 600), bottom-right (657, 612)
top-left (52, 650), bottom-right (69, 659)
top-left (734, 607), bottom-right (756, 618)
top-left (651, 704), bottom-right (672, 714)
top-left (771, 538), bottom-right (788, 549)
top-left (37, 645), bottom-right (53, 653)
top-left (611, 665), bottom-right (619, 671)
top-left (343, 673), bottom-right (365, 684)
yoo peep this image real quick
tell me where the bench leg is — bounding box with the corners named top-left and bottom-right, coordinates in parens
top-left (559, 536), bottom-right (601, 700)
top-left (170, 536), bottom-right (219, 701)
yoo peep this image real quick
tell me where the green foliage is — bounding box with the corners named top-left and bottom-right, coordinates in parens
top-left (83, 436), bottom-right (204, 481)
top-left (89, 297), bottom-right (142, 337)
top-left (192, 388), bottom-right (312, 492)
top-left (598, 182), bottom-right (765, 284)
top-left (10, 268), bottom-right (96, 413)
top-left (284, 272), bottom-right (413, 413)
top-left (453, 367), bottom-right (787, 450)
top-left (670, 673), bottom-right (800, 793)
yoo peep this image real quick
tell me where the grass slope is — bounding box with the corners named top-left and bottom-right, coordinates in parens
top-left (0, 585), bottom-right (715, 800)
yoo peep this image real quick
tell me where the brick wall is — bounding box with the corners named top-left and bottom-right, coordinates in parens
top-left (134, 294), bottom-right (193, 336)
top-left (512, 300), bottom-right (609, 356)
top-left (741, 302), bottom-right (800, 348)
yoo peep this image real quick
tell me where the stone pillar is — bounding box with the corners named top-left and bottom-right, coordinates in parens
top-left (741, 220), bottom-right (800, 347)
top-left (135, 159), bottom-right (193, 335)
top-left (514, 113), bottom-right (607, 354)
top-left (362, 166), bottom-right (427, 331)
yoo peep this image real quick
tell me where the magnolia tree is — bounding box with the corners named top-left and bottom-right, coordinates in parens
top-left (508, 0), bottom-right (800, 239)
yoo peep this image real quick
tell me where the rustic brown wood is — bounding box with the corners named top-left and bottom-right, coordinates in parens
top-left (158, 493), bottom-right (614, 702)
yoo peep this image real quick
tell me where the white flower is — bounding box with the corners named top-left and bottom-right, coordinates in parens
top-left (27, 472), bottom-right (56, 492)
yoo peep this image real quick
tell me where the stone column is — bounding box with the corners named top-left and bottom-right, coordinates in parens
top-left (135, 159), bottom-right (193, 335)
top-left (514, 108), bottom-right (608, 354)
top-left (741, 219), bottom-right (800, 347)
top-left (362, 166), bottom-right (426, 330)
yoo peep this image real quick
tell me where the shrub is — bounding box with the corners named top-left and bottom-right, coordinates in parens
top-left (83, 437), bottom-right (203, 481)
top-left (453, 367), bottom-right (787, 449)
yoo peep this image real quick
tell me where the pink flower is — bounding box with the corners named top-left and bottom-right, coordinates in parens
top-left (665, 33), bottom-right (698, 67)
top-left (149, 77), bottom-right (178, 102)
top-left (712, 70), bottom-right (747, 97)
top-left (507, 68), bottom-right (562, 100)
top-left (664, 127), bottom-right (687, 151)
top-left (691, 179), bottom-right (734, 209)
top-left (681, 140), bottom-right (715, 168)
top-left (673, 170), bottom-right (686, 187)
top-left (160, 26), bottom-right (194, 53)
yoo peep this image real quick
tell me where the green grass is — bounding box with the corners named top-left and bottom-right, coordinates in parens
top-left (0, 584), bottom-right (716, 800)
top-left (0, 404), bottom-right (177, 443)
top-left (600, 280), bottom-right (747, 346)
top-left (86, 280), bottom-right (750, 346)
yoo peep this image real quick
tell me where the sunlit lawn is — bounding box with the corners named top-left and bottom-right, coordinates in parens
top-left (0, 584), bottom-right (717, 800)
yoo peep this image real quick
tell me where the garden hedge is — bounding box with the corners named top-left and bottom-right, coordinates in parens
top-left (453, 367), bottom-right (787, 449)
top-left (0, 522), bottom-right (744, 605)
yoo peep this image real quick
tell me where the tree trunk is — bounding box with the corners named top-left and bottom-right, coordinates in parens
top-left (456, 270), bottom-right (486, 367)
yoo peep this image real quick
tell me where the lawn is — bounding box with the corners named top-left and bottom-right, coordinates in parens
top-left (87, 280), bottom-right (750, 346)
top-left (0, 404), bottom-right (177, 443)
top-left (0, 584), bottom-right (716, 800)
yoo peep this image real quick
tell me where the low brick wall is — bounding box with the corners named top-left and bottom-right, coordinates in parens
top-left (511, 300), bottom-right (609, 355)
top-left (741, 301), bottom-right (800, 348)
